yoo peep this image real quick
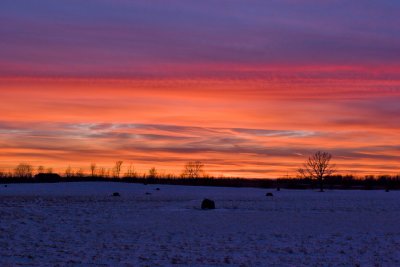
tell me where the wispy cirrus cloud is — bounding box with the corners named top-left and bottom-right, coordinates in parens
top-left (1, 121), bottom-right (399, 177)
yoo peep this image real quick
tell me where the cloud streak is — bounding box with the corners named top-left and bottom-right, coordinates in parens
top-left (1, 0), bottom-right (400, 77)
top-left (0, 119), bottom-right (399, 177)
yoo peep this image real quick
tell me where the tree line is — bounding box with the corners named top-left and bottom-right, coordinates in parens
top-left (0, 152), bottom-right (399, 190)
top-left (0, 160), bottom-right (208, 180)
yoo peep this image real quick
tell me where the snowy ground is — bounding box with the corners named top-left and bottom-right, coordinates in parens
top-left (1, 182), bottom-right (400, 266)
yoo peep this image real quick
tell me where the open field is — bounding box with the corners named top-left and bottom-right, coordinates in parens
top-left (1, 182), bottom-right (400, 266)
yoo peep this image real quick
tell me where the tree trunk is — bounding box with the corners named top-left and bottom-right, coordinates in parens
top-left (319, 177), bottom-right (324, 192)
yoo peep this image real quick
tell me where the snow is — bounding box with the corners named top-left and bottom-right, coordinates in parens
top-left (1, 182), bottom-right (400, 266)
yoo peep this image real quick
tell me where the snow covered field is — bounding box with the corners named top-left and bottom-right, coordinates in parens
top-left (1, 182), bottom-right (400, 266)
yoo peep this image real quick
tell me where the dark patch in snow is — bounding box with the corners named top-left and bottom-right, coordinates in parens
top-left (201, 198), bottom-right (215, 210)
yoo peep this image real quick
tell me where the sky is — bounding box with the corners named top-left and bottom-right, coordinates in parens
top-left (0, 0), bottom-right (399, 177)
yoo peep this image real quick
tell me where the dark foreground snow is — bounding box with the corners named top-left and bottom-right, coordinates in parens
top-left (1, 182), bottom-right (400, 266)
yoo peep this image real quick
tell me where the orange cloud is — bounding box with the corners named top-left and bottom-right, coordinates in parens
top-left (0, 72), bottom-right (399, 178)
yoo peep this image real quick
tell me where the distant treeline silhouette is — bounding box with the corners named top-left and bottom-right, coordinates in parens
top-left (1, 167), bottom-right (399, 190)
top-left (0, 157), bottom-right (399, 190)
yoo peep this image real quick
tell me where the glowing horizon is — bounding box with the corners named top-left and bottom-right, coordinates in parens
top-left (1, 1), bottom-right (399, 178)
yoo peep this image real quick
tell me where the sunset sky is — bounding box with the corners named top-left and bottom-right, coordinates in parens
top-left (1, 0), bottom-right (399, 177)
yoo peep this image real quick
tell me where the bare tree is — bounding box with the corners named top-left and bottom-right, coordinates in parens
top-left (298, 151), bottom-right (335, 192)
top-left (124, 163), bottom-right (137, 178)
top-left (90, 163), bottom-right (97, 177)
top-left (37, 165), bottom-right (45, 174)
top-left (98, 167), bottom-right (108, 178)
top-left (65, 166), bottom-right (73, 178)
top-left (148, 167), bottom-right (157, 179)
top-left (14, 163), bottom-right (33, 178)
top-left (181, 161), bottom-right (205, 178)
top-left (113, 161), bottom-right (123, 178)
top-left (76, 168), bottom-right (84, 177)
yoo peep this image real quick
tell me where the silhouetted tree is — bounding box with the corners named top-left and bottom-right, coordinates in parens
top-left (298, 151), bottom-right (335, 192)
top-left (76, 168), bottom-right (84, 177)
top-left (14, 163), bottom-right (33, 178)
top-left (98, 167), bottom-right (108, 178)
top-left (124, 163), bottom-right (137, 178)
top-left (65, 166), bottom-right (73, 178)
top-left (37, 165), bottom-right (45, 174)
top-left (181, 161), bottom-right (205, 178)
top-left (113, 161), bottom-right (123, 178)
top-left (90, 163), bottom-right (97, 177)
top-left (148, 167), bottom-right (157, 179)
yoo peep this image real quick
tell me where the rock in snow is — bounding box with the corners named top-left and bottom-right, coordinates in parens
top-left (201, 198), bottom-right (215, 209)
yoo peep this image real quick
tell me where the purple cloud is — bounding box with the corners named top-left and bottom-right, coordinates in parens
top-left (1, 0), bottom-right (399, 77)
